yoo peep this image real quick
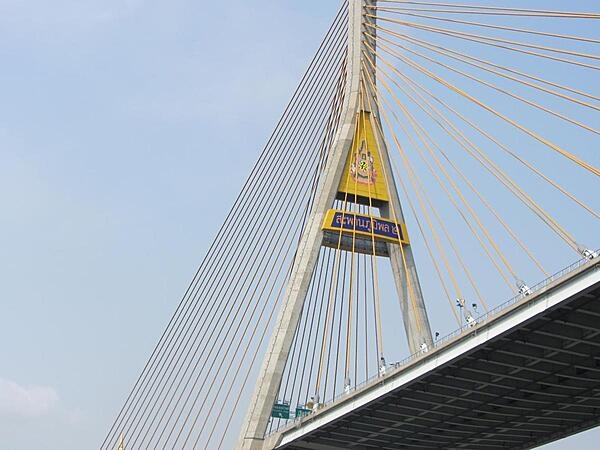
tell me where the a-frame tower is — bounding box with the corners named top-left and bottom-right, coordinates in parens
top-left (238, 2), bottom-right (432, 448)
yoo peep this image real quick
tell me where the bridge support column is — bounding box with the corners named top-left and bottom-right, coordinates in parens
top-left (360, 2), bottom-right (432, 354)
top-left (236, 3), bottom-right (363, 449)
top-left (237, 1), bottom-right (432, 448)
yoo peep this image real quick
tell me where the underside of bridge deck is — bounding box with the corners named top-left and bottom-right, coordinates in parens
top-left (277, 264), bottom-right (600, 449)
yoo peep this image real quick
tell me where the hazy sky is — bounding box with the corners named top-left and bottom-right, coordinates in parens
top-left (0, 1), bottom-right (597, 449)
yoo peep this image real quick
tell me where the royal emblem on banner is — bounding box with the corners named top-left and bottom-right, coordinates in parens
top-left (338, 111), bottom-right (389, 204)
top-left (350, 139), bottom-right (377, 186)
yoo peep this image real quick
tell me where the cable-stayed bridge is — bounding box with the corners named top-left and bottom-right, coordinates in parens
top-left (100, 1), bottom-right (599, 449)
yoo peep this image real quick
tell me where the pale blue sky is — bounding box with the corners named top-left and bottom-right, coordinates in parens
top-left (0, 1), bottom-right (597, 449)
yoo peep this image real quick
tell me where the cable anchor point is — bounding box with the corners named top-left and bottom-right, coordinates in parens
top-left (578, 245), bottom-right (598, 260)
top-left (515, 278), bottom-right (532, 296)
top-left (456, 297), bottom-right (477, 327)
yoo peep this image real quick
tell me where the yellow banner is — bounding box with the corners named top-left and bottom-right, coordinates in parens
top-left (337, 111), bottom-right (389, 204)
top-left (322, 209), bottom-right (409, 245)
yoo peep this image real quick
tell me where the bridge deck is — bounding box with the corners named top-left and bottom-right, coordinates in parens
top-left (270, 260), bottom-right (600, 449)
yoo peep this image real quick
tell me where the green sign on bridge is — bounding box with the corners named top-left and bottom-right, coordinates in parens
top-left (271, 403), bottom-right (290, 419)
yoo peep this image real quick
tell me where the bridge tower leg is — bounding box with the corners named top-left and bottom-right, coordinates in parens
top-left (237, 2), bottom-right (432, 449)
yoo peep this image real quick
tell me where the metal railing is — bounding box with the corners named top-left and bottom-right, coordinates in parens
top-left (428, 250), bottom-right (598, 354)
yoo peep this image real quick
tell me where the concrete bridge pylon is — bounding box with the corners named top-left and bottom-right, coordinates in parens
top-left (237, 2), bottom-right (433, 448)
